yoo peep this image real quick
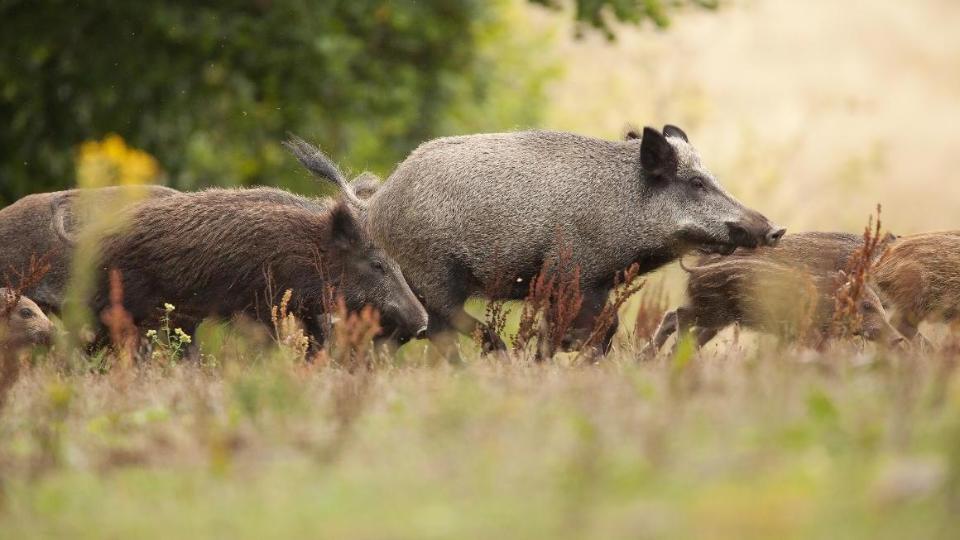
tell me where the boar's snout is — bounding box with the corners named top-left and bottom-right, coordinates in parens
top-left (766, 227), bottom-right (787, 246)
top-left (725, 214), bottom-right (785, 249)
top-left (33, 325), bottom-right (55, 347)
top-left (383, 296), bottom-right (429, 343)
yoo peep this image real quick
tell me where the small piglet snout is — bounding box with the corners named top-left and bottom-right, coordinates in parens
top-left (766, 227), bottom-right (787, 246)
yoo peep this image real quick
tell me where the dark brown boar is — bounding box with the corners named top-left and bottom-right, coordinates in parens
top-left (0, 185), bottom-right (178, 313)
top-left (89, 187), bottom-right (428, 347)
top-left (872, 231), bottom-right (960, 340)
top-left (646, 258), bottom-right (902, 353)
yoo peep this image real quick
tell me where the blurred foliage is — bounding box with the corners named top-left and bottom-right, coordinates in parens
top-left (534, 0), bottom-right (718, 38)
top-left (0, 0), bottom-right (556, 204)
top-left (76, 135), bottom-right (160, 188)
top-left (0, 0), bottom-right (718, 206)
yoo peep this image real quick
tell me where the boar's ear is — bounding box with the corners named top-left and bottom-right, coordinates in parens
top-left (662, 124), bottom-right (689, 142)
top-left (640, 127), bottom-right (678, 179)
top-left (623, 124), bottom-right (641, 141)
top-left (329, 203), bottom-right (363, 248)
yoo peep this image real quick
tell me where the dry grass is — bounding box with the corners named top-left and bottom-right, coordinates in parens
top-left (1, 330), bottom-right (960, 538)
top-left (633, 278), bottom-right (670, 345)
top-left (833, 205), bottom-right (887, 338)
top-left (513, 241), bottom-right (583, 360)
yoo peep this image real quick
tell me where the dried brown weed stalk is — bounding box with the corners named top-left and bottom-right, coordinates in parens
top-left (513, 242), bottom-right (583, 360)
top-left (576, 263), bottom-right (644, 362)
top-left (832, 204), bottom-right (887, 339)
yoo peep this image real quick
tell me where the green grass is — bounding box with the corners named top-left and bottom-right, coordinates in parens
top-left (2, 337), bottom-right (959, 539)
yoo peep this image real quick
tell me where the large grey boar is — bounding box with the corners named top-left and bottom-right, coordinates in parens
top-left (359, 126), bottom-right (784, 352)
top-left (0, 185), bottom-right (178, 313)
top-left (89, 184), bottom-right (428, 347)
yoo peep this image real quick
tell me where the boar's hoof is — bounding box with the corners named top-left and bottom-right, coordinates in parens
top-left (478, 325), bottom-right (507, 355)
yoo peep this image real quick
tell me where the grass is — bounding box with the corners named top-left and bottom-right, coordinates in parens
top-left (2, 332), bottom-right (959, 539)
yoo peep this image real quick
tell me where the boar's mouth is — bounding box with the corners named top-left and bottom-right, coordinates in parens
top-left (693, 242), bottom-right (739, 256)
top-left (676, 227), bottom-right (740, 257)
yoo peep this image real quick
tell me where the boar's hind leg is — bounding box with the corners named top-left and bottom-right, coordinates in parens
top-left (695, 327), bottom-right (719, 348)
top-left (413, 264), bottom-right (507, 355)
top-left (561, 287), bottom-right (618, 355)
top-left (647, 309), bottom-right (679, 354)
top-left (646, 306), bottom-right (699, 356)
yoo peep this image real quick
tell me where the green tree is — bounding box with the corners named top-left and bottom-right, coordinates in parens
top-left (0, 0), bottom-right (556, 204)
top-left (535, 0), bottom-right (718, 39)
top-left (0, 0), bottom-right (708, 205)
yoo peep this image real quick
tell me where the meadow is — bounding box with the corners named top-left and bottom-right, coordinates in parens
top-left (2, 320), bottom-right (959, 538)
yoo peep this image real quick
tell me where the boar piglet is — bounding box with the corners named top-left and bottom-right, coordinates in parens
top-left (91, 187), bottom-right (428, 349)
top-left (872, 231), bottom-right (960, 341)
top-left (697, 231), bottom-right (893, 273)
top-left (647, 258), bottom-right (902, 353)
top-left (1, 288), bottom-right (54, 350)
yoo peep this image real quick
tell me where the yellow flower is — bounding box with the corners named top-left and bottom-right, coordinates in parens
top-left (164, 303), bottom-right (175, 313)
top-left (75, 134), bottom-right (160, 187)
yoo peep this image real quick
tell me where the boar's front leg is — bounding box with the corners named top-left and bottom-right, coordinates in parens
top-left (695, 327), bottom-right (719, 348)
top-left (644, 309), bottom-right (679, 357)
top-left (561, 287), bottom-right (618, 356)
top-left (643, 307), bottom-right (702, 358)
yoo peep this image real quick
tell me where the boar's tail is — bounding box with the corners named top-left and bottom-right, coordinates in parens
top-left (283, 134), bottom-right (366, 210)
top-left (50, 194), bottom-right (78, 247)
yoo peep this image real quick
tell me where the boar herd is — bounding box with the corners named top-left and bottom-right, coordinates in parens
top-left (0, 125), bottom-right (957, 358)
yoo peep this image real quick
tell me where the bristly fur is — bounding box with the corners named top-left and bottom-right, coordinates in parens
top-left (0, 185), bottom-right (178, 313)
top-left (873, 231), bottom-right (960, 339)
top-left (91, 187), bottom-right (427, 345)
top-left (697, 231), bottom-right (893, 274)
top-left (367, 127), bottom-right (780, 352)
top-left (648, 257), bottom-right (899, 353)
top-left (350, 172), bottom-right (382, 200)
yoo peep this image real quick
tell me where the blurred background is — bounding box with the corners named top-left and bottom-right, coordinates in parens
top-left (2, 0), bottom-right (959, 236)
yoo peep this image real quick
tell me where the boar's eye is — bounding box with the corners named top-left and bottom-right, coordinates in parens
top-left (18, 308), bottom-right (35, 319)
top-left (860, 301), bottom-right (875, 312)
top-left (690, 177), bottom-right (706, 190)
top-left (371, 260), bottom-right (385, 273)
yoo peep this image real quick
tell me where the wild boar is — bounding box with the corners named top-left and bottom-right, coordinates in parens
top-left (647, 258), bottom-right (902, 352)
top-left (296, 126), bottom-right (785, 354)
top-left (89, 183), bottom-right (428, 348)
top-left (0, 185), bottom-right (178, 313)
top-left (698, 231), bottom-right (897, 272)
top-left (1, 288), bottom-right (54, 349)
top-left (872, 231), bottom-right (960, 340)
